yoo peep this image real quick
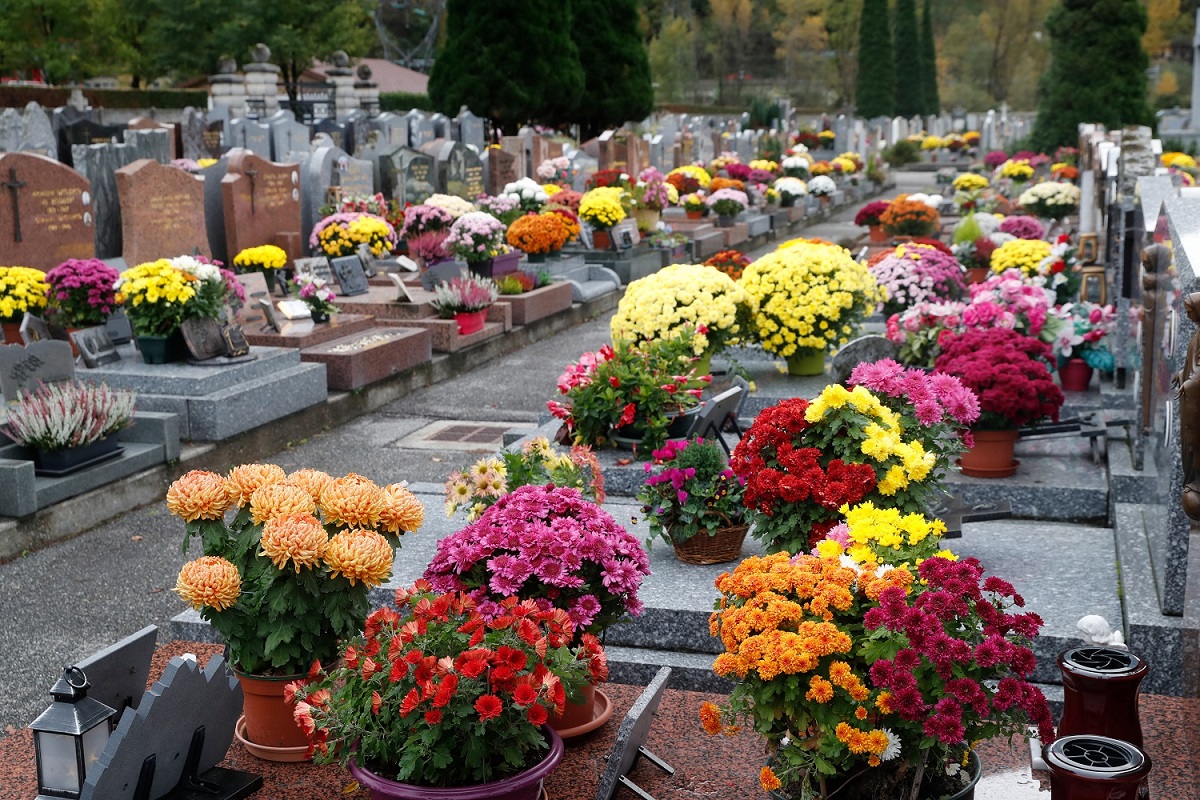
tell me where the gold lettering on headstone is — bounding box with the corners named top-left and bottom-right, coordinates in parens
top-left (258, 171), bottom-right (292, 211)
top-left (30, 187), bottom-right (82, 230)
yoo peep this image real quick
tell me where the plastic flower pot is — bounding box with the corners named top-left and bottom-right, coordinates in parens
top-left (686, 210), bottom-right (703, 219)
top-left (233, 669), bottom-right (310, 755)
top-left (868, 225), bottom-right (887, 243)
top-left (454, 310), bottom-right (487, 336)
top-left (784, 350), bottom-right (825, 376)
top-left (592, 230), bottom-right (612, 250)
top-left (136, 331), bottom-right (188, 364)
top-left (1059, 358), bottom-right (1093, 392)
top-left (958, 429), bottom-right (1018, 478)
top-left (33, 436), bottom-right (123, 477)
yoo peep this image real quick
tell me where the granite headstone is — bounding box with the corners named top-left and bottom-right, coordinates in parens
top-left (380, 145), bottom-right (436, 208)
top-left (17, 102), bottom-right (56, 157)
top-left (221, 149), bottom-right (303, 262)
top-left (0, 339), bottom-right (76, 402)
top-left (115, 158), bottom-right (209, 265)
top-left (228, 117), bottom-right (272, 159)
top-left (422, 139), bottom-right (484, 201)
top-left (0, 152), bottom-right (94, 269)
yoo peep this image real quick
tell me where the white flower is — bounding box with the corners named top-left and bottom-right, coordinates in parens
top-left (171, 255), bottom-right (220, 283)
top-left (775, 177), bottom-right (808, 197)
top-left (881, 729), bottom-right (902, 762)
top-left (907, 192), bottom-right (943, 209)
top-left (808, 176), bottom-right (836, 196)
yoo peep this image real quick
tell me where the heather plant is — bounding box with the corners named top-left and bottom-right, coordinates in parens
top-left (4, 380), bottom-right (136, 451)
top-left (430, 276), bottom-right (499, 317)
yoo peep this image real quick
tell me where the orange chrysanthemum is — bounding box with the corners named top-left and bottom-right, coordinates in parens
top-left (166, 470), bottom-right (231, 521)
top-left (378, 484), bottom-right (425, 534)
top-left (225, 463), bottom-right (287, 507)
top-left (699, 701), bottom-right (722, 735)
top-left (175, 556), bottom-right (241, 611)
top-left (287, 469), bottom-right (334, 504)
top-left (260, 512), bottom-right (328, 571)
top-left (320, 473), bottom-right (385, 529)
top-left (250, 482), bottom-right (317, 525)
top-left (760, 766), bottom-right (783, 792)
top-left (324, 528), bottom-right (393, 586)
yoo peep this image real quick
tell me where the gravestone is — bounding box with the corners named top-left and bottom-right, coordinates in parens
top-left (0, 152), bottom-right (94, 270)
top-left (313, 117), bottom-right (348, 151)
top-left (17, 102), bottom-right (56, 157)
top-left (221, 149), bottom-right (303, 262)
top-left (429, 112), bottom-right (450, 139)
top-left (0, 340), bottom-right (75, 402)
top-left (200, 119), bottom-right (226, 159)
top-left (266, 109), bottom-right (312, 162)
top-left (369, 112), bottom-right (409, 149)
top-left (299, 145), bottom-right (365, 245)
top-left (422, 140), bottom-right (484, 201)
top-left (70, 325), bottom-right (122, 368)
top-left (421, 259), bottom-right (462, 291)
top-left (57, 117), bottom-right (123, 168)
top-left (115, 159), bottom-right (209, 265)
top-left (1137, 175), bottom-right (1176, 239)
top-left (380, 145), bottom-right (437, 208)
top-left (126, 117), bottom-right (177, 160)
top-left (75, 134), bottom-right (170, 259)
top-left (455, 109), bottom-right (486, 152)
top-left (335, 150), bottom-right (375, 199)
top-left (500, 136), bottom-right (527, 180)
top-left (568, 150), bottom-right (598, 193)
top-left (178, 107), bottom-right (207, 161)
top-left (597, 130), bottom-right (616, 171)
top-left (1119, 126), bottom-right (1155, 201)
top-left (330, 254), bottom-right (370, 296)
top-left (0, 108), bottom-right (19, 152)
top-left (829, 336), bottom-right (901, 384)
top-left (487, 148), bottom-right (518, 197)
top-left (228, 117), bottom-right (271, 159)
top-left (72, 625), bottom-right (157, 725)
top-left (202, 157), bottom-right (231, 265)
top-left (232, 272), bottom-right (272, 331)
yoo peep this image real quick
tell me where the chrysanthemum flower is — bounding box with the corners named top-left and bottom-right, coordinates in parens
top-left (699, 701), bottom-right (722, 735)
top-left (320, 473), bottom-right (385, 528)
top-left (378, 484), bottom-right (425, 534)
top-left (225, 464), bottom-right (287, 507)
top-left (324, 529), bottom-right (394, 586)
top-left (175, 556), bottom-right (241, 611)
top-left (166, 470), bottom-right (231, 521)
top-left (286, 469), bottom-right (334, 504)
top-left (260, 512), bottom-right (328, 572)
top-left (249, 482), bottom-right (317, 524)
top-left (759, 766), bottom-right (782, 792)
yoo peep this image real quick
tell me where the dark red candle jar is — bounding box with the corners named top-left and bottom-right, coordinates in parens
top-left (1057, 646), bottom-right (1148, 748)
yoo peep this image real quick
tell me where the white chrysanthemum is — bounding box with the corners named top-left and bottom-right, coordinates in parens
top-left (171, 255), bottom-right (220, 283)
top-left (881, 729), bottom-right (902, 762)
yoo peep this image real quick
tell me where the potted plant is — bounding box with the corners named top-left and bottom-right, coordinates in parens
top-left (547, 333), bottom-right (708, 454)
top-left (702, 504), bottom-right (1055, 800)
top-left (310, 212), bottom-right (398, 258)
top-left (399, 203), bottom-right (455, 268)
top-left (774, 177), bottom-right (808, 208)
top-left (430, 275), bottom-right (499, 335)
top-left (880, 196), bottom-right (941, 238)
top-left (233, 244), bottom-right (288, 293)
top-left (578, 186), bottom-right (628, 249)
top-left (1051, 301), bottom-right (1116, 391)
top-left (951, 173), bottom-right (990, 214)
top-left (680, 192), bottom-right (707, 219)
top-left (292, 273), bottom-right (340, 323)
top-left (610, 263), bottom-right (752, 374)
top-left (868, 242), bottom-right (967, 317)
top-left (168, 465), bottom-right (425, 756)
top-left (505, 212), bottom-right (572, 262)
top-left (536, 155), bottom-right (572, 187)
top-left (290, 585), bottom-right (589, 799)
top-left (933, 328), bottom-right (1064, 477)
top-left (630, 167), bottom-right (675, 231)
top-left (637, 437), bottom-right (748, 564)
top-left (705, 188), bottom-right (749, 227)
top-left (444, 436), bottom-right (605, 522)
top-left (43, 258), bottom-right (121, 332)
top-left (444, 211), bottom-right (516, 278)
top-left (739, 239), bottom-right (882, 375)
top-left (477, 193), bottom-right (524, 227)
top-left (854, 201), bottom-right (891, 242)
top-left (0, 265), bottom-right (49, 344)
top-left (781, 154), bottom-right (810, 178)
top-left (502, 178), bottom-right (550, 214)
top-left (666, 165), bottom-right (711, 195)
top-left (4, 380), bottom-right (136, 474)
top-left (703, 249), bottom-right (752, 282)
top-left (115, 258), bottom-right (199, 363)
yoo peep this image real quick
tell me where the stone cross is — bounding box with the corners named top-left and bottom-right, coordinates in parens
top-left (2, 167), bottom-right (26, 242)
top-left (244, 166), bottom-right (259, 214)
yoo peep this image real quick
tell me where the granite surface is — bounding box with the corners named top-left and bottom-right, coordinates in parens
top-left (243, 313), bottom-right (376, 349)
top-left (300, 327), bottom-right (432, 390)
top-left (336, 286), bottom-right (437, 319)
top-left (496, 281), bottom-right (574, 327)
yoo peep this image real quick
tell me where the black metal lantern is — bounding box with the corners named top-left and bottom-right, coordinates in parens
top-left (29, 666), bottom-right (116, 799)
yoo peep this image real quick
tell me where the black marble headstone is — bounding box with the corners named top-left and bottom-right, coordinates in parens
top-left (330, 254), bottom-right (370, 296)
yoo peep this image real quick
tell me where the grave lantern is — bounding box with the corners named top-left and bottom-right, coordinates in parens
top-left (29, 666), bottom-right (116, 799)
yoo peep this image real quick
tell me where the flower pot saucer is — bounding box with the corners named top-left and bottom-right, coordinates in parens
top-left (234, 715), bottom-right (310, 762)
top-left (555, 688), bottom-right (613, 742)
top-left (956, 459), bottom-right (1019, 479)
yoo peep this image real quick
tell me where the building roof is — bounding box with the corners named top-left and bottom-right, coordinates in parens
top-left (310, 57), bottom-right (429, 95)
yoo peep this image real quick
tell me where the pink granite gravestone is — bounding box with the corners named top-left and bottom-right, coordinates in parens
top-left (0, 152), bottom-right (94, 270)
top-left (114, 159), bottom-right (208, 265)
top-left (220, 148), bottom-right (303, 262)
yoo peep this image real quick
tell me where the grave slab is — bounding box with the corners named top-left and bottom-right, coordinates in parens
top-left (377, 317), bottom-right (505, 353)
top-left (495, 281), bottom-right (574, 326)
top-left (242, 312), bottom-right (376, 349)
top-left (335, 286), bottom-right (437, 319)
top-left (720, 222), bottom-right (749, 248)
top-left (300, 326), bottom-right (432, 390)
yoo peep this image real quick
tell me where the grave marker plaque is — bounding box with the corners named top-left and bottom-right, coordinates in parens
top-left (19, 313), bottom-right (52, 344)
top-left (0, 340), bottom-right (75, 402)
top-left (115, 158), bottom-right (209, 265)
top-left (422, 140), bottom-right (484, 201)
top-left (330, 254), bottom-right (370, 296)
top-left (0, 152), bottom-right (94, 270)
top-left (70, 325), bottom-right (122, 368)
top-left (201, 119), bottom-right (226, 158)
top-left (58, 118), bottom-right (124, 168)
top-left (181, 318), bottom-right (232, 361)
top-left (380, 146), bottom-right (437, 207)
top-left (233, 271), bottom-right (272, 331)
top-left (421, 259), bottom-right (462, 291)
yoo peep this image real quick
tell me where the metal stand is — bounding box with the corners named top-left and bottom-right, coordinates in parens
top-left (132, 726), bottom-right (262, 800)
top-left (616, 746), bottom-right (676, 799)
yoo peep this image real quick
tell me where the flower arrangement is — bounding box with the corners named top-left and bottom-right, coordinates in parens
top-left (170, 465), bottom-right (424, 674)
top-left (586, 169), bottom-right (630, 190)
top-left (934, 328), bottom-right (1064, 429)
top-left (44, 259), bottom-right (120, 328)
top-left (399, 203), bottom-right (455, 238)
top-left (704, 249), bottom-right (752, 282)
top-left (610, 263), bottom-right (752, 357)
top-left (4, 380), bottom-right (136, 451)
top-left (990, 238), bottom-right (1053, 276)
top-left (879, 197), bottom-right (940, 237)
top-left (869, 242), bottom-right (967, 316)
top-left (680, 192), bottom-right (707, 213)
top-left (232, 244), bottom-right (287, 273)
top-left (809, 175), bottom-right (838, 197)
top-left (1052, 164), bottom-right (1079, 182)
top-left (578, 186), bottom-right (627, 231)
top-left (810, 161), bottom-right (833, 177)
top-left (443, 211), bottom-right (509, 264)
top-left (730, 384), bottom-right (941, 554)
top-left (1051, 301), bottom-right (1116, 370)
top-left (632, 167), bottom-right (677, 212)
top-left (547, 333), bottom-right (706, 451)
top-left (503, 178), bottom-right (550, 214)
top-left (921, 135), bottom-right (944, 151)
top-left (704, 516), bottom-right (1054, 799)
top-left (983, 150), bottom-right (1009, 169)
top-left (884, 301), bottom-right (968, 368)
top-left (290, 586), bottom-right (591, 783)
top-left (536, 155), bottom-right (572, 185)
top-left (425, 484), bottom-right (650, 634)
top-left (774, 177), bottom-right (808, 206)
top-left (711, 152), bottom-right (742, 174)
top-left (707, 176), bottom-right (746, 194)
top-left (997, 215), bottom-right (1046, 240)
top-left (293, 273), bottom-right (339, 317)
top-left (780, 155), bottom-right (810, 178)
top-left (747, 167), bottom-right (777, 186)
top-left (666, 171), bottom-right (702, 196)
top-left (997, 159), bottom-right (1034, 181)
top-left (953, 173), bottom-right (989, 192)
top-left (667, 165), bottom-right (712, 191)
top-left (424, 193), bottom-right (476, 219)
top-left (506, 212), bottom-right (572, 255)
top-left (830, 156), bottom-right (858, 174)
top-left (739, 239), bottom-right (882, 359)
top-left (1161, 151), bottom-right (1196, 170)
top-left (170, 255), bottom-right (235, 322)
top-left (644, 231), bottom-right (688, 250)
top-left (817, 129), bottom-right (836, 144)
top-left (0, 266), bottom-right (49, 322)
top-left (705, 188), bottom-right (749, 217)
top-left (853, 201), bottom-right (890, 228)
top-left (637, 437), bottom-right (745, 548)
top-left (1039, 234), bottom-right (1083, 303)
top-left (1018, 181), bottom-right (1081, 218)
top-left (964, 131), bottom-right (981, 147)
top-left (311, 212), bottom-right (398, 258)
top-left (474, 194), bottom-right (523, 227)
top-left (496, 271), bottom-right (547, 295)
top-left (115, 260), bottom-right (198, 336)
top-left (444, 436), bottom-right (605, 521)
top-left (430, 275), bottom-right (499, 317)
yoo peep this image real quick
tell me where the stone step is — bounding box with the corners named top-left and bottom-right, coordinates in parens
top-left (692, 231), bottom-right (727, 260)
top-left (83, 343), bottom-right (307, 397)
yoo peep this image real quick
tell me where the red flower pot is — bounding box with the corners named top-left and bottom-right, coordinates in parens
top-left (1059, 358), bottom-right (1094, 392)
top-left (686, 210), bottom-right (703, 220)
top-left (959, 429), bottom-right (1018, 478)
top-left (592, 229), bottom-right (612, 250)
top-left (454, 310), bottom-right (487, 335)
top-left (868, 225), bottom-right (887, 242)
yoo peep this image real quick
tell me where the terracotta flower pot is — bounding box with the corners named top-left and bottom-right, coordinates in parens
top-left (546, 684), bottom-right (614, 740)
top-left (1059, 358), bottom-right (1094, 392)
top-left (965, 267), bottom-right (991, 284)
top-left (959, 429), bottom-right (1018, 478)
top-left (868, 225), bottom-right (887, 242)
top-left (592, 230), bottom-right (612, 250)
top-left (1, 320), bottom-right (23, 345)
top-left (234, 670), bottom-right (309, 754)
top-left (685, 210), bottom-right (703, 219)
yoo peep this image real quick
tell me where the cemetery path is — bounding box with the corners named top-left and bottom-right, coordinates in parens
top-left (0, 172), bottom-right (932, 736)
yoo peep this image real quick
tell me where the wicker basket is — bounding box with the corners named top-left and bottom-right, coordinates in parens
top-left (672, 523), bottom-right (750, 565)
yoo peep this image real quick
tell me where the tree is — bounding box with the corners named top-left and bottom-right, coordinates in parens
top-left (429, 0), bottom-right (584, 133)
top-left (892, 0), bottom-right (924, 117)
top-left (918, 0), bottom-right (940, 114)
top-left (823, 0), bottom-right (862, 110)
top-left (1031, 0), bottom-right (1154, 151)
top-left (855, 0), bottom-right (893, 118)
top-left (0, 0), bottom-right (106, 83)
top-left (773, 0), bottom-right (828, 99)
top-left (937, 0), bottom-right (1051, 110)
top-left (571, 0), bottom-right (654, 138)
top-left (707, 0), bottom-right (753, 105)
top-left (648, 15), bottom-right (698, 102)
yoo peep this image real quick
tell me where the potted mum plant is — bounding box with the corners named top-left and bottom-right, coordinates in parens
top-left (933, 328), bottom-right (1064, 477)
top-left (290, 585), bottom-right (589, 799)
top-left (807, 175), bottom-right (836, 202)
top-left (44, 258), bottom-right (121, 332)
top-left (292, 273), bottom-right (339, 323)
top-left (0, 265), bottom-right (49, 343)
top-left (854, 201), bottom-right (891, 242)
top-left (704, 249), bottom-right (752, 282)
top-left (703, 505), bottom-right (1054, 800)
top-left (868, 242), bottom-right (967, 317)
top-left (705, 188), bottom-right (749, 227)
top-left (637, 437), bottom-right (748, 564)
top-left (578, 186), bottom-right (628, 249)
top-left (505, 212), bottom-right (573, 262)
top-left (115, 259), bottom-right (199, 363)
top-left (233, 244), bottom-right (288, 293)
top-left (169, 465), bottom-right (425, 757)
top-left (1051, 301), bottom-right (1116, 392)
top-left (4, 380), bottom-right (136, 475)
top-left (399, 203), bottom-right (455, 268)
top-left (311, 212), bottom-right (398, 259)
top-left (1019, 181), bottom-right (1081, 220)
top-left (880, 196), bottom-right (941, 238)
top-left (444, 211), bottom-right (516, 278)
top-left (774, 177), bottom-right (808, 208)
top-left (631, 167), bottom-right (675, 231)
top-left (502, 178), bottom-right (550, 214)
top-left (429, 275), bottom-right (499, 335)
top-left (681, 192), bottom-right (707, 218)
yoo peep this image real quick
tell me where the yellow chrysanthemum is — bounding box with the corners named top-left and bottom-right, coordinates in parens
top-left (324, 528), bottom-right (394, 586)
top-left (175, 556), bottom-right (241, 611)
top-left (259, 512), bottom-right (328, 572)
top-left (610, 263), bottom-right (753, 355)
top-left (378, 484), bottom-right (425, 534)
top-left (249, 482), bottom-right (317, 525)
top-left (287, 469), bottom-right (334, 504)
top-left (166, 470), bottom-right (232, 521)
top-left (225, 464), bottom-right (287, 507)
top-left (320, 473), bottom-right (385, 528)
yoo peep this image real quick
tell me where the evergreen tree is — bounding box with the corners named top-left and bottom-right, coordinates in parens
top-left (918, 0), bottom-right (940, 116)
top-left (428, 0), bottom-right (584, 133)
top-left (1031, 0), bottom-right (1154, 151)
top-left (571, 0), bottom-right (654, 139)
top-left (854, 0), bottom-right (894, 119)
top-left (892, 0), bottom-right (924, 118)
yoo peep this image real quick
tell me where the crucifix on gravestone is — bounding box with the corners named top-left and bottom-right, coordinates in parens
top-left (244, 166), bottom-right (259, 214)
top-left (3, 166), bottom-right (26, 242)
